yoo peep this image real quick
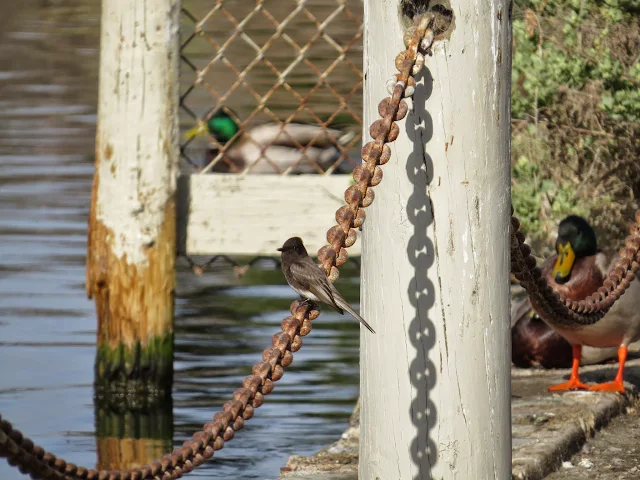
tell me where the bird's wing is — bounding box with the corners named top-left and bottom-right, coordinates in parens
top-left (290, 259), bottom-right (343, 313)
top-left (290, 260), bottom-right (376, 333)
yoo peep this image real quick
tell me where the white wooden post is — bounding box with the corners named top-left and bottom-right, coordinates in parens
top-left (87, 0), bottom-right (180, 390)
top-left (360, 1), bottom-right (512, 478)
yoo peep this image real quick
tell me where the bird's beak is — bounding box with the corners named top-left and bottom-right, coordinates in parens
top-left (183, 122), bottom-right (207, 142)
top-left (553, 242), bottom-right (575, 284)
top-left (277, 247), bottom-right (283, 252)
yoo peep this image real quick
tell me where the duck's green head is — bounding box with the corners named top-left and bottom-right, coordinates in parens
top-left (552, 215), bottom-right (598, 284)
top-left (206, 109), bottom-right (239, 144)
top-left (184, 109), bottom-right (239, 144)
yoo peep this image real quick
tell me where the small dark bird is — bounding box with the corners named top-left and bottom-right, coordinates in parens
top-left (278, 237), bottom-right (375, 333)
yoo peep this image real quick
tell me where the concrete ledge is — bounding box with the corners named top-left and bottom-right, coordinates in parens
top-left (279, 400), bottom-right (359, 480)
top-left (511, 390), bottom-right (632, 479)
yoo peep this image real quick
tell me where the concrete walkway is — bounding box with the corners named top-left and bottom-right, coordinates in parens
top-left (544, 397), bottom-right (640, 479)
top-left (279, 358), bottom-right (640, 479)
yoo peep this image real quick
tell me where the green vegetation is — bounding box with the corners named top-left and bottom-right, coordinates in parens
top-left (511, 0), bottom-right (639, 255)
top-left (94, 334), bottom-right (174, 398)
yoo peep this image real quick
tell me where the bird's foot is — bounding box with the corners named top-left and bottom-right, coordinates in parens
top-left (294, 297), bottom-right (319, 313)
top-left (548, 378), bottom-right (589, 391)
top-left (588, 381), bottom-right (625, 393)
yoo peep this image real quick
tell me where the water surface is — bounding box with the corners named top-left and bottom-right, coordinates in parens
top-left (0, 1), bottom-right (364, 478)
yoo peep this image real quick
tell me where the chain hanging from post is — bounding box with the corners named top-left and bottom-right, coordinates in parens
top-left (0, 10), bottom-right (452, 480)
top-left (178, 252), bottom-right (279, 278)
top-left (176, 251), bottom-right (361, 278)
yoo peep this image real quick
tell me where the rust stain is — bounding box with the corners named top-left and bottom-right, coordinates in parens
top-left (445, 141), bottom-right (449, 152)
top-left (110, 163), bottom-right (116, 175)
top-left (450, 135), bottom-right (454, 145)
top-left (104, 143), bottom-right (114, 160)
top-left (497, 45), bottom-right (502, 66)
top-left (87, 161), bottom-right (176, 350)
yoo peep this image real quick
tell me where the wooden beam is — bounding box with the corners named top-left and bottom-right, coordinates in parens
top-left (360, 1), bottom-right (512, 478)
top-left (178, 174), bottom-right (359, 257)
top-left (87, 0), bottom-right (180, 392)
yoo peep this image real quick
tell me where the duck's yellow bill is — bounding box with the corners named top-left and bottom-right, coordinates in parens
top-left (552, 242), bottom-right (575, 282)
top-left (184, 123), bottom-right (207, 142)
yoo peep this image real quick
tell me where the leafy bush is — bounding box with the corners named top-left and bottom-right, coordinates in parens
top-left (511, 0), bottom-right (639, 256)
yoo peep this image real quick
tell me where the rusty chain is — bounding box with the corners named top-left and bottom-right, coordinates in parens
top-left (176, 252), bottom-right (361, 278)
top-left (178, 253), bottom-right (279, 278)
top-left (511, 208), bottom-right (640, 326)
top-left (0, 11), bottom-right (451, 480)
top-left (317, 10), bottom-right (452, 280)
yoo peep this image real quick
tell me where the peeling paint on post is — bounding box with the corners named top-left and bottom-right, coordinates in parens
top-left (87, 0), bottom-right (180, 393)
top-left (360, 0), bottom-right (512, 478)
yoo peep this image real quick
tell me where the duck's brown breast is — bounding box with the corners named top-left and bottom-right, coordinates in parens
top-left (540, 254), bottom-right (605, 301)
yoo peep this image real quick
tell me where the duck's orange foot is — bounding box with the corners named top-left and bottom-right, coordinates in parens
top-left (588, 381), bottom-right (625, 393)
top-left (548, 379), bottom-right (589, 391)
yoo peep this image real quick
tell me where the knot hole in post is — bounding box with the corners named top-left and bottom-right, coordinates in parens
top-left (399, 1), bottom-right (455, 40)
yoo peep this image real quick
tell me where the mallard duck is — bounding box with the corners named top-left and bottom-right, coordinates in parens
top-left (184, 109), bottom-right (356, 174)
top-left (514, 215), bottom-right (640, 392)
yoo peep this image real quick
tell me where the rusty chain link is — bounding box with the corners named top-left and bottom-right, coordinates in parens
top-left (178, 253), bottom-right (279, 278)
top-left (511, 208), bottom-right (640, 326)
top-left (0, 11), bottom-right (451, 480)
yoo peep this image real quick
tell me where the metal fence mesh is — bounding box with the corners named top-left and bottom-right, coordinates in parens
top-left (180, 0), bottom-right (364, 175)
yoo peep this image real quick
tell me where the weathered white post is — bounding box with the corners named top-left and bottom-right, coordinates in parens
top-left (360, 1), bottom-right (512, 478)
top-left (87, 0), bottom-right (180, 392)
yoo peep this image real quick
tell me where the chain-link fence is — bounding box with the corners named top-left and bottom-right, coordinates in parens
top-left (179, 0), bottom-right (364, 175)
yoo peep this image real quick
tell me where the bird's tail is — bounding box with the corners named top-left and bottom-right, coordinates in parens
top-left (338, 299), bottom-right (376, 334)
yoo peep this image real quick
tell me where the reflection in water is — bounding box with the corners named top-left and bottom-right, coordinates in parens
top-left (0, 1), bottom-right (363, 479)
top-left (95, 400), bottom-right (174, 471)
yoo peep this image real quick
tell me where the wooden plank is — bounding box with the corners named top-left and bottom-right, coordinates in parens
top-left (177, 174), bottom-right (360, 257)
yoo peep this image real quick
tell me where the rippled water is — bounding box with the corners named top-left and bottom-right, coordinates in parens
top-left (0, 1), bottom-right (363, 478)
